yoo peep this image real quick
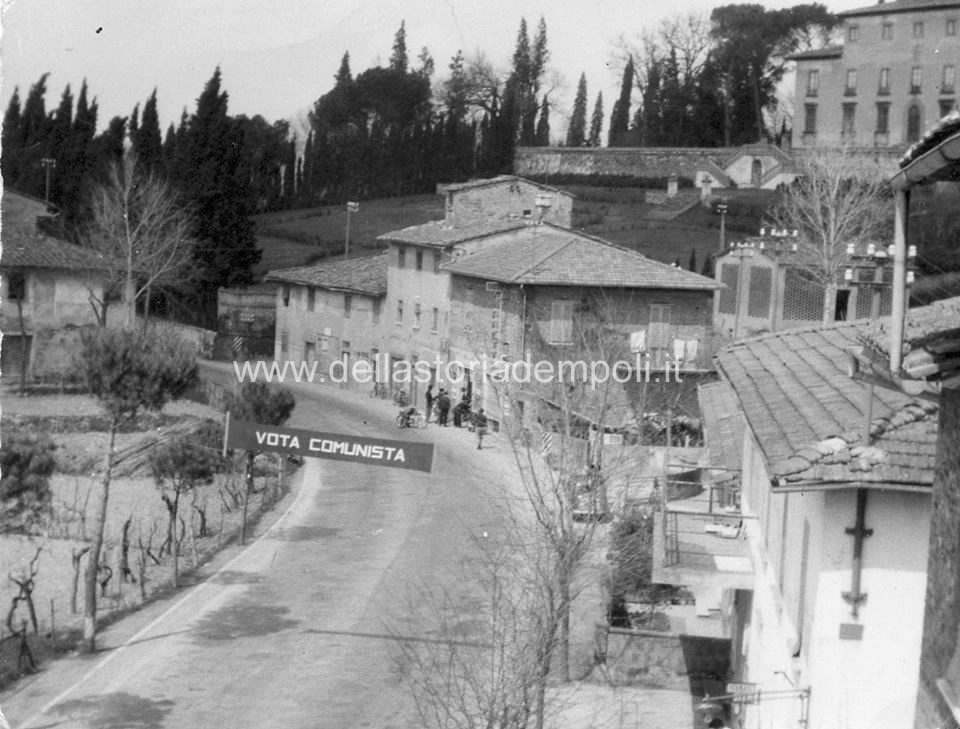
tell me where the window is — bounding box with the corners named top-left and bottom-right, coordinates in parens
top-left (848, 24), bottom-right (859, 41)
top-left (6, 272), bottom-right (26, 301)
top-left (373, 298), bottom-right (381, 324)
top-left (344, 294), bottom-right (352, 318)
top-left (806, 69), bottom-right (819, 97)
top-left (280, 330), bottom-right (289, 357)
top-left (911, 66), bottom-right (923, 94)
top-left (803, 104), bottom-right (818, 134)
top-left (548, 300), bottom-right (574, 344)
top-left (942, 99), bottom-right (958, 118)
top-left (882, 22), bottom-right (893, 40)
top-left (944, 65), bottom-right (956, 94)
top-left (913, 21), bottom-right (924, 38)
top-left (878, 67), bottom-right (891, 95)
top-left (415, 249), bottom-right (423, 271)
top-left (907, 105), bottom-right (923, 143)
top-left (433, 251), bottom-right (442, 273)
top-left (396, 299), bottom-right (404, 324)
top-left (282, 285), bottom-right (290, 307)
top-left (413, 302), bottom-right (422, 329)
top-left (398, 246), bottom-right (406, 268)
top-left (845, 69), bottom-right (858, 95)
top-left (876, 102), bottom-right (891, 134)
top-left (307, 287), bottom-right (315, 312)
top-left (431, 307), bottom-right (439, 333)
top-left (842, 103), bottom-right (857, 136)
top-left (948, 19), bottom-right (957, 36)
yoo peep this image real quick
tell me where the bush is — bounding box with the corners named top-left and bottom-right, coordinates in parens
top-left (0, 432), bottom-right (57, 533)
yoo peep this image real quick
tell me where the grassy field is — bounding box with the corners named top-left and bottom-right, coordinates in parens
top-left (250, 185), bottom-right (780, 276)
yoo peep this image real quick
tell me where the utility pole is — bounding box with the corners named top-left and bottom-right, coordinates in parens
top-left (41, 157), bottom-right (57, 206)
top-left (345, 201), bottom-right (359, 259)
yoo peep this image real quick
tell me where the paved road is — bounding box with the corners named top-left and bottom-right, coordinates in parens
top-left (2, 372), bottom-right (518, 729)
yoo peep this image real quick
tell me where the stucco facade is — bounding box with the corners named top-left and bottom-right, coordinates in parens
top-left (734, 432), bottom-right (930, 729)
top-left (791, 0), bottom-right (960, 149)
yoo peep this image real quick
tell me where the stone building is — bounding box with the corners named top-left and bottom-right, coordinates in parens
top-left (789, 0), bottom-right (960, 150)
top-left (0, 191), bottom-right (108, 382)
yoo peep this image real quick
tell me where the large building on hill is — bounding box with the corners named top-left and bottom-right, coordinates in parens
top-left (789, 0), bottom-right (960, 150)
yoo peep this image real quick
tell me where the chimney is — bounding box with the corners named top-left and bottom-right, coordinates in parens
top-left (667, 174), bottom-right (679, 199)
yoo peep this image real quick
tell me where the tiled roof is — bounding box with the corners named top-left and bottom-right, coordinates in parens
top-left (717, 322), bottom-right (938, 488)
top-left (698, 381), bottom-right (745, 473)
top-left (894, 109), bottom-right (960, 184)
top-left (785, 45), bottom-right (844, 61)
top-left (859, 297), bottom-right (960, 382)
top-left (841, 0), bottom-right (960, 15)
top-left (437, 175), bottom-right (574, 198)
top-left (377, 220), bottom-right (526, 248)
top-left (442, 224), bottom-right (720, 290)
top-left (1, 192), bottom-right (110, 271)
top-left (264, 252), bottom-right (387, 296)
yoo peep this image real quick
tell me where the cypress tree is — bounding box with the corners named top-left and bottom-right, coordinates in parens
top-left (609, 57), bottom-right (634, 146)
top-left (1, 87), bottom-right (22, 183)
top-left (588, 91), bottom-right (603, 147)
top-left (17, 74), bottom-right (52, 194)
top-left (535, 95), bottom-right (551, 146)
top-left (335, 52), bottom-right (352, 87)
top-left (566, 73), bottom-right (588, 147)
top-left (135, 90), bottom-right (164, 173)
top-left (390, 21), bottom-right (408, 73)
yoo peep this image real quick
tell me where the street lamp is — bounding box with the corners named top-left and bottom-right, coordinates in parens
top-left (345, 201), bottom-right (359, 259)
top-left (41, 157), bottom-right (57, 206)
top-left (715, 201), bottom-right (729, 253)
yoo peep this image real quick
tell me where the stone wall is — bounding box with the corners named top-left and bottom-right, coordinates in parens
top-left (515, 146), bottom-right (735, 183)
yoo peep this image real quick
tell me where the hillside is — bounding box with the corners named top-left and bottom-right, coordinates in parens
top-left (251, 186), bottom-right (778, 278)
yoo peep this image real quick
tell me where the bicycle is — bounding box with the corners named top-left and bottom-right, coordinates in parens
top-left (397, 407), bottom-right (427, 428)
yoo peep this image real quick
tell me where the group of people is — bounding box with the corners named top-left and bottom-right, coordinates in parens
top-left (425, 385), bottom-right (488, 448)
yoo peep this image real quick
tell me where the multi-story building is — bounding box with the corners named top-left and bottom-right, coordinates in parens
top-left (790, 0), bottom-right (960, 149)
top-left (266, 252), bottom-right (387, 386)
top-left (675, 317), bottom-right (941, 729)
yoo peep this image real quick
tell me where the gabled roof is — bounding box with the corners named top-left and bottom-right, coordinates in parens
top-left (717, 320), bottom-right (938, 489)
top-left (786, 45), bottom-right (844, 61)
top-left (377, 220), bottom-right (527, 248)
top-left (1, 191), bottom-right (110, 271)
top-left (264, 252), bottom-right (387, 296)
top-left (437, 175), bottom-right (574, 199)
top-left (840, 0), bottom-right (960, 16)
top-left (441, 224), bottom-right (720, 290)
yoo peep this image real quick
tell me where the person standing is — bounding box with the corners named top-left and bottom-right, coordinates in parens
top-left (436, 389), bottom-right (451, 426)
top-left (425, 384), bottom-right (435, 422)
top-left (473, 408), bottom-right (488, 449)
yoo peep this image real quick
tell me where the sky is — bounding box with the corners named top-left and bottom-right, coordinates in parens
top-left (0, 0), bottom-right (868, 141)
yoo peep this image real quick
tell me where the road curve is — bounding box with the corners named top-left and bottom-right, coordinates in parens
top-left (4, 370), bottom-right (517, 729)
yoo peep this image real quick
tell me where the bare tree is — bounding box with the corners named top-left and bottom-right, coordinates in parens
top-left (84, 151), bottom-right (196, 326)
top-left (768, 148), bottom-right (893, 322)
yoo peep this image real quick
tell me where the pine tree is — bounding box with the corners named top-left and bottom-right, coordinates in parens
top-left (535, 95), bottom-right (551, 146)
top-left (608, 57), bottom-right (633, 146)
top-left (390, 21), bottom-right (408, 73)
top-left (566, 73), bottom-right (588, 147)
top-left (135, 90), bottom-right (164, 173)
top-left (588, 92), bottom-right (603, 147)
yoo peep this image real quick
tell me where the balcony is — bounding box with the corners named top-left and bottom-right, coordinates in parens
top-left (841, 130), bottom-right (857, 145)
top-left (802, 131), bottom-right (817, 146)
top-left (874, 131), bottom-right (890, 147)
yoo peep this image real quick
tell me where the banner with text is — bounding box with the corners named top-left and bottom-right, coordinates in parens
top-left (226, 419), bottom-right (434, 473)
